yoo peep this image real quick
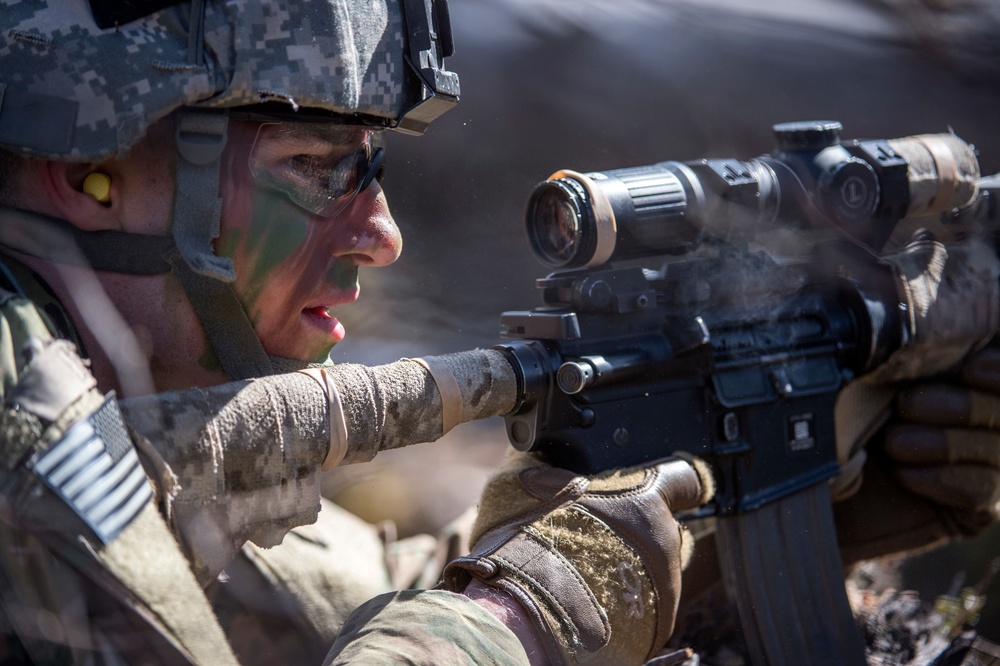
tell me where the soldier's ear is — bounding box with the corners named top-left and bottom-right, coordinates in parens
top-left (38, 159), bottom-right (122, 232)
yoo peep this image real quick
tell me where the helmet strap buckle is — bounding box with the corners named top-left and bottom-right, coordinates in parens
top-left (172, 110), bottom-right (234, 282)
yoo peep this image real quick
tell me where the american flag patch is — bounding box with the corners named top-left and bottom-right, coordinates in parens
top-left (30, 396), bottom-right (152, 544)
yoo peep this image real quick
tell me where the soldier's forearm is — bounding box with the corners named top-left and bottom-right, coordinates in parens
top-left (121, 348), bottom-right (518, 486)
top-left (329, 349), bottom-right (518, 464)
top-left (464, 580), bottom-right (547, 666)
top-left (119, 349), bottom-right (518, 581)
top-left (121, 373), bottom-right (328, 500)
top-left (120, 372), bottom-right (331, 581)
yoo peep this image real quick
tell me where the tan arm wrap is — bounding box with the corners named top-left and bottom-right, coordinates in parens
top-left (329, 349), bottom-right (518, 464)
top-left (887, 133), bottom-right (979, 215)
top-left (297, 367), bottom-right (350, 470)
top-left (120, 373), bottom-right (330, 501)
top-left (404, 356), bottom-right (464, 436)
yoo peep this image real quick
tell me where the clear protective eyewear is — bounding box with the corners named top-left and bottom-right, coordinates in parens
top-left (248, 122), bottom-right (385, 219)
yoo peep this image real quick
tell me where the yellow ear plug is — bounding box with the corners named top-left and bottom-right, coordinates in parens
top-left (82, 172), bottom-right (112, 203)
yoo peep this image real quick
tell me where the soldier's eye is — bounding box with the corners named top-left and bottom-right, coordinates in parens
top-left (248, 121), bottom-right (384, 218)
top-left (287, 154), bottom-right (311, 174)
top-left (287, 154), bottom-right (323, 178)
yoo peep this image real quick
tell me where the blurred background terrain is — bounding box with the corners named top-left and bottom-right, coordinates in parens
top-left (324, 0), bottom-right (1000, 643)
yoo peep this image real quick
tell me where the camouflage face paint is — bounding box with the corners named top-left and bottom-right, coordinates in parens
top-left (234, 191), bottom-right (312, 319)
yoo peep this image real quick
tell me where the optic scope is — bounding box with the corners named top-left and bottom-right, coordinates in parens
top-left (526, 121), bottom-right (979, 269)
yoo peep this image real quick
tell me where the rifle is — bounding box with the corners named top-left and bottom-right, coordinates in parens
top-left (491, 121), bottom-right (999, 664)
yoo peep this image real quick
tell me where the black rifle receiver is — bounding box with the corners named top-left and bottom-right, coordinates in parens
top-left (494, 121), bottom-right (995, 664)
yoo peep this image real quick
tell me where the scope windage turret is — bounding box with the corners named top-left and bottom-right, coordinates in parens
top-left (525, 121), bottom-right (980, 269)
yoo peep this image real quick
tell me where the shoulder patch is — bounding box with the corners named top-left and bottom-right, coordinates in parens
top-left (29, 395), bottom-right (152, 544)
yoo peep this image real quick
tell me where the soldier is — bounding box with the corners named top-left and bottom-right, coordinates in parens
top-left (0, 1), bottom-right (709, 664)
top-left (0, 2), bottom-right (998, 666)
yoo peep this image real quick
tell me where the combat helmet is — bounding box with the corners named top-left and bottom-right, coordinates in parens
top-left (0, 0), bottom-right (459, 380)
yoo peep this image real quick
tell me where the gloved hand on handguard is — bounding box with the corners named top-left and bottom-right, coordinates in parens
top-left (836, 346), bottom-right (1000, 564)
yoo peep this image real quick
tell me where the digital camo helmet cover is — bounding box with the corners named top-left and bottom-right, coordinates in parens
top-left (0, 0), bottom-right (459, 161)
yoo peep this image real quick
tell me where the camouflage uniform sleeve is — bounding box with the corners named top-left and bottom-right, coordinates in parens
top-left (121, 373), bottom-right (332, 584)
top-left (324, 589), bottom-right (531, 666)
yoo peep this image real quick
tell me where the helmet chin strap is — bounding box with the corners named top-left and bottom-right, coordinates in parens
top-left (0, 205), bottom-right (293, 382)
top-left (169, 109), bottom-right (274, 380)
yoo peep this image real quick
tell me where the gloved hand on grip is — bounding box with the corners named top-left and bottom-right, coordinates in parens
top-left (835, 346), bottom-right (1000, 564)
top-left (442, 451), bottom-right (714, 666)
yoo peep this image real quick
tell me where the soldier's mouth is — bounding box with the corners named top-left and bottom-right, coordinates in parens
top-left (302, 306), bottom-right (346, 342)
top-left (304, 305), bottom-right (333, 319)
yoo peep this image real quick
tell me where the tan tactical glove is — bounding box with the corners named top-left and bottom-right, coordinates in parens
top-left (835, 346), bottom-right (1000, 564)
top-left (442, 452), bottom-right (714, 666)
top-left (833, 231), bottom-right (999, 498)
